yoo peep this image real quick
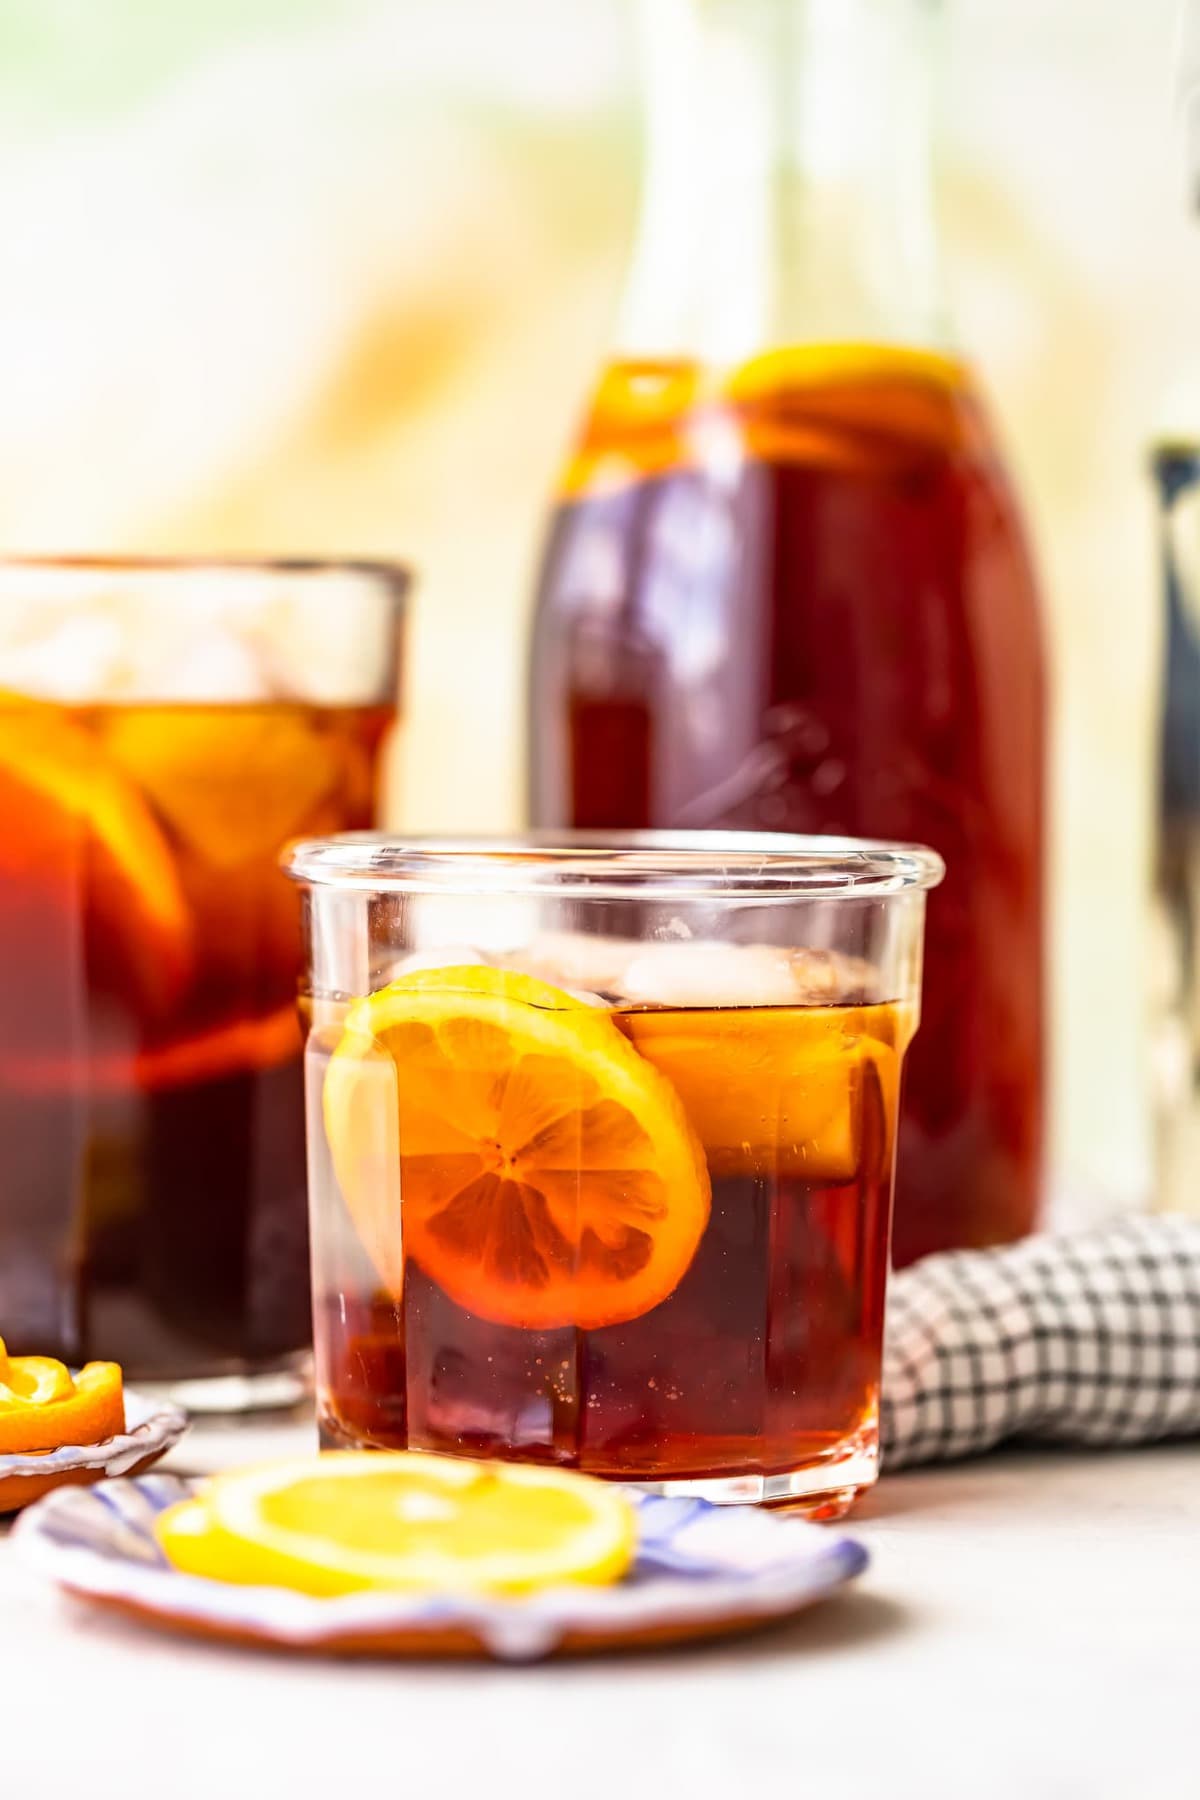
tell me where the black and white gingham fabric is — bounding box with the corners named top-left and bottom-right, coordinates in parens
top-left (881, 1216), bottom-right (1200, 1470)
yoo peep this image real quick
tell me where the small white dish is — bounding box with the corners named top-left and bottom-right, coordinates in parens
top-left (0, 1388), bottom-right (188, 1514)
top-left (14, 1473), bottom-right (868, 1660)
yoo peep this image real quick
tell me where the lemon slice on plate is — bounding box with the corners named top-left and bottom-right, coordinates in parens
top-left (155, 1452), bottom-right (637, 1598)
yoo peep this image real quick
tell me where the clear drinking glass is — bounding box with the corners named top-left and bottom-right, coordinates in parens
top-left (0, 557), bottom-right (406, 1409)
top-left (287, 831), bottom-right (942, 1513)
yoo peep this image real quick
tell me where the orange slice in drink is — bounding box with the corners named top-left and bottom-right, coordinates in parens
top-left (155, 1452), bottom-right (636, 1597)
top-left (323, 966), bottom-right (710, 1330)
top-left (0, 706), bottom-right (191, 1017)
top-left (0, 1337), bottom-right (125, 1454)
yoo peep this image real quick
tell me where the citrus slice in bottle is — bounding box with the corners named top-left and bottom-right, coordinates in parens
top-left (154, 1452), bottom-right (636, 1597)
top-left (0, 1338), bottom-right (125, 1453)
top-left (323, 965), bottom-right (710, 1330)
top-left (0, 706), bottom-right (192, 1018)
top-left (723, 341), bottom-right (965, 404)
top-left (724, 341), bottom-right (971, 463)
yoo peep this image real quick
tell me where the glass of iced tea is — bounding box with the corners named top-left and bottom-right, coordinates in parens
top-left (0, 558), bottom-right (405, 1408)
top-left (288, 832), bottom-right (941, 1513)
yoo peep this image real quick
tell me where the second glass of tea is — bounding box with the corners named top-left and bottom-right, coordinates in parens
top-left (0, 558), bottom-right (405, 1408)
top-left (288, 833), bottom-right (941, 1513)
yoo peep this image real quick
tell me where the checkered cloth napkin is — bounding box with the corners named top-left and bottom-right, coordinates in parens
top-left (880, 1216), bottom-right (1200, 1469)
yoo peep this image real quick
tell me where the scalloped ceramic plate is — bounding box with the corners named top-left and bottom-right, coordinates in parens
top-left (0, 1389), bottom-right (188, 1514)
top-left (14, 1473), bottom-right (868, 1660)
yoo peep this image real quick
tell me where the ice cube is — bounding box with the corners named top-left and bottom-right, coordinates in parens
top-left (621, 1003), bottom-right (885, 1183)
top-left (788, 950), bottom-right (881, 1004)
top-left (248, 576), bottom-right (398, 706)
top-left (616, 940), bottom-right (808, 1009)
top-left (507, 930), bottom-right (640, 999)
top-left (0, 611), bottom-right (125, 700)
top-left (387, 945), bottom-right (608, 1008)
top-left (0, 566), bottom-right (394, 704)
top-left (141, 627), bottom-right (269, 703)
top-left (389, 946), bottom-right (493, 978)
top-left (618, 942), bottom-right (884, 1008)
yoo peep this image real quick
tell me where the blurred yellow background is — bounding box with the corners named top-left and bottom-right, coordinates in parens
top-left (0, 0), bottom-right (1190, 1210)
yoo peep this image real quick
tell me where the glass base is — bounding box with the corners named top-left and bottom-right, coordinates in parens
top-left (317, 1411), bottom-right (876, 1517)
top-left (137, 1352), bottom-right (312, 1417)
top-left (622, 1447), bottom-right (877, 1519)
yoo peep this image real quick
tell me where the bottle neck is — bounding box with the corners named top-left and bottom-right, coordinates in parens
top-left (615, 0), bottom-right (948, 365)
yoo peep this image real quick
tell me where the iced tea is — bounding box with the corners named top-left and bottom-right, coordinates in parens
top-left (291, 837), bottom-right (939, 1512)
top-left (0, 562), bottom-right (403, 1396)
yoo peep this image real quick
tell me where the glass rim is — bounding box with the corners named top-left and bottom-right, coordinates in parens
top-left (0, 552), bottom-right (410, 604)
top-left (284, 830), bottom-right (945, 901)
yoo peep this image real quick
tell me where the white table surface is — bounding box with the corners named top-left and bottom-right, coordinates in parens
top-left (1, 1422), bottom-right (1197, 1800)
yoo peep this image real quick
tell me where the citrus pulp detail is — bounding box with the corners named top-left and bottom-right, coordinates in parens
top-left (155, 1452), bottom-right (637, 1597)
top-left (322, 965), bottom-right (711, 1330)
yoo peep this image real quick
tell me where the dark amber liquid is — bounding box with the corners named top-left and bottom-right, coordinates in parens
top-left (0, 697), bottom-right (392, 1375)
top-left (316, 1000), bottom-right (897, 1486)
top-left (528, 351), bottom-right (1046, 1265)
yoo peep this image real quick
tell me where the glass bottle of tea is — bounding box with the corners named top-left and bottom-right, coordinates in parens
top-left (527, 0), bottom-right (1047, 1266)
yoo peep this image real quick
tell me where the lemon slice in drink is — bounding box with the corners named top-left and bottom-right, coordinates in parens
top-left (0, 707), bottom-right (192, 1016)
top-left (323, 964), bottom-right (710, 1331)
top-left (155, 1453), bottom-right (637, 1597)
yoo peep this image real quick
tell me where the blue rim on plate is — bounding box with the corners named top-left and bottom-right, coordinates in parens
top-left (13, 1473), bottom-right (869, 1660)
